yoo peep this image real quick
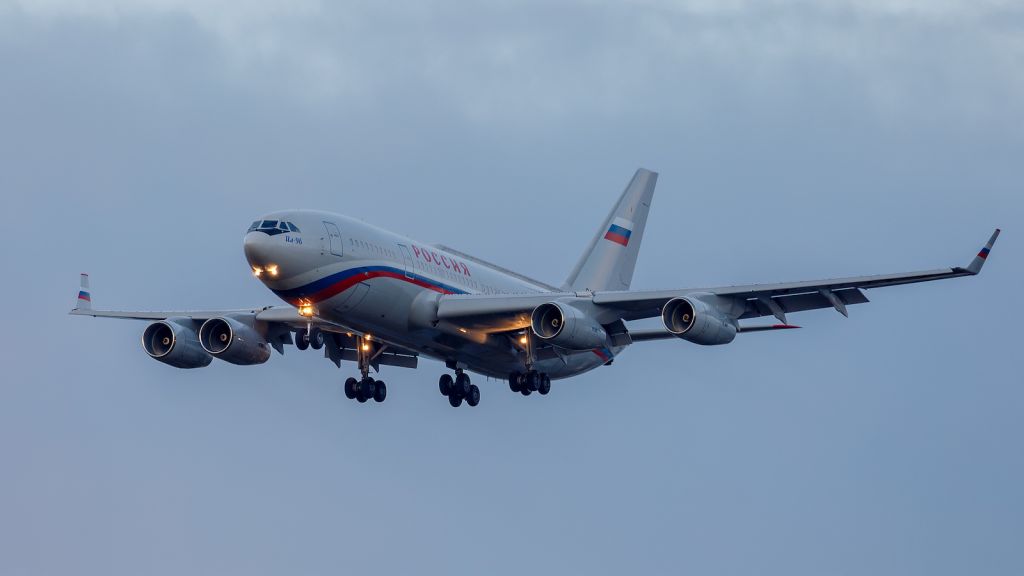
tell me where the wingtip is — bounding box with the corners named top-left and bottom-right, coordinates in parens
top-left (966, 229), bottom-right (1000, 275)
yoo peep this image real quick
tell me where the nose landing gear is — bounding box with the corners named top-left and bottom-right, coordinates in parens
top-left (439, 370), bottom-right (480, 408)
top-left (295, 328), bottom-right (324, 351)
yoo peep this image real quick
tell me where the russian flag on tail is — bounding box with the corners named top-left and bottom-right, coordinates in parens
top-left (76, 273), bottom-right (92, 310)
top-left (604, 217), bottom-right (634, 247)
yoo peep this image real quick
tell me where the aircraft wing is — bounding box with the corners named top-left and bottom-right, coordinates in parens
top-left (436, 229), bottom-right (1000, 327)
top-left (69, 274), bottom-right (419, 367)
top-left (70, 273), bottom-right (354, 330)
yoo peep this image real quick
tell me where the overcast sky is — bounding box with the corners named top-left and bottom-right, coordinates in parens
top-left (1, 1), bottom-right (1022, 574)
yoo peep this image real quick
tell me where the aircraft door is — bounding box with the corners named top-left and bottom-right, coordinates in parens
top-left (323, 221), bottom-right (344, 257)
top-left (398, 244), bottom-right (414, 278)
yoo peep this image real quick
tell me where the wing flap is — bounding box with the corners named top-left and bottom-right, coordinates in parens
top-left (740, 288), bottom-right (869, 319)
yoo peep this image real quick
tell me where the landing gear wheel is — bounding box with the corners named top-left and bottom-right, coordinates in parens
top-left (521, 387), bottom-right (532, 396)
top-left (359, 378), bottom-right (375, 400)
top-left (357, 391), bottom-right (369, 403)
top-left (373, 381), bottom-right (387, 402)
top-left (344, 377), bottom-right (358, 399)
top-left (309, 328), bottom-right (325, 350)
top-left (508, 371), bottom-right (522, 393)
top-left (296, 331), bottom-right (310, 350)
top-left (448, 394), bottom-right (463, 407)
top-left (539, 374), bottom-right (551, 395)
top-left (525, 371), bottom-right (540, 392)
top-left (455, 373), bottom-right (472, 397)
top-left (466, 385), bottom-right (480, 407)
top-left (439, 374), bottom-right (454, 396)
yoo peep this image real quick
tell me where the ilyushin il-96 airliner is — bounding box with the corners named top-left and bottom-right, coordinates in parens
top-left (72, 169), bottom-right (1000, 408)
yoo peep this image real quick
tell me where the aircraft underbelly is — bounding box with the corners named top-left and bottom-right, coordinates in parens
top-left (315, 276), bottom-right (614, 380)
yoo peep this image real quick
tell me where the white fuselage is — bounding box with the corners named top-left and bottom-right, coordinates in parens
top-left (243, 210), bottom-right (618, 379)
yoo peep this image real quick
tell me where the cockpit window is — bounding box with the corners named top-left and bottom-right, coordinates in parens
top-left (250, 220), bottom-right (301, 236)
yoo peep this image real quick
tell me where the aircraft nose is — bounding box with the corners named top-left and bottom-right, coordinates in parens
top-left (243, 231), bottom-right (291, 279)
top-left (243, 231), bottom-right (270, 266)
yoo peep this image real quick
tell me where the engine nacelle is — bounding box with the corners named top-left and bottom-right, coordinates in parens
top-left (531, 302), bottom-right (608, 351)
top-left (661, 296), bottom-right (738, 346)
top-left (199, 316), bottom-right (272, 365)
top-left (142, 319), bottom-right (213, 368)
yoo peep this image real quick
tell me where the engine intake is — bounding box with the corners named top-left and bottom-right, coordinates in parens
top-left (531, 302), bottom-right (608, 351)
top-left (142, 319), bottom-right (213, 368)
top-left (199, 316), bottom-right (272, 365)
top-left (661, 296), bottom-right (737, 346)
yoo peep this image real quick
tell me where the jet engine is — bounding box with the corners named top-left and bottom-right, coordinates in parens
top-left (199, 316), bottom-right (272, 365)
top-left (661, 296), bottom-right (738, 346)
top-left (142, 319), bottom-right (213, 368)
top-left (531, 302), bottom-right (608, 350)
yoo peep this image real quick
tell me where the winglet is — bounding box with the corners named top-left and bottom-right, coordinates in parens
top-left (966, 229), bottom-right (1000, 275)
top-left (75, 273), bottom-right (92, 311)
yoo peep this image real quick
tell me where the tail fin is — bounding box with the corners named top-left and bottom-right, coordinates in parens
top-left (563, 168), bottom-right (658, 292)
top-left (75, 273), bottom-right (92, 311)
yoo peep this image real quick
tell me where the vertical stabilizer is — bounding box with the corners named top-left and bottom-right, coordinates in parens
top-left (563, 169), bottom-right (657, 292)
top-left (76, 273), bottom-right (92, 310)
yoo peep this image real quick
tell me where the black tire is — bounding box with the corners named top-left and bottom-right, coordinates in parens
top-left (359, 378), bottom-right (374, 399)
top-left (373, 381), bottom-right (387, 403)
top-left (296, 331), bottom-right (309, 351)
top-left (310, 328), bottom-right (325, 350)
top-left (439, 374), bottom-right (454, 396)
top-left (521, 387), bottom-right (532, 396)
top-left (357, 392), bottom-right (368, 403)
top-left (508, 372), bottom-right (522, 393)
top-left (467, 385), bottom-right (480, 407)
top-left (344, 377), bottom-right (358, 399)
top-left (455, 373), bottom-right (472, 397)
top-left (448, 393), bottom-right (463, 407)
top-left (526, 371), bottom-right (540, 391)
top-left (539, 374), bottom-right (551, 395)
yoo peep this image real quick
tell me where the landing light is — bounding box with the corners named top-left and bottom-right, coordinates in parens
top-left (252, 266), bottom-right (263, 277)
top-left (266, 264), bottom-right (279, 277)
top-left (298, 304), bottom-right (314, 317)
top-left (519, 336), bottom-right (528, 345)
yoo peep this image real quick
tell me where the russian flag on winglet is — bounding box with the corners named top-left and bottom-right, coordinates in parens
top-left (604, 217), bottom-right (633, 247)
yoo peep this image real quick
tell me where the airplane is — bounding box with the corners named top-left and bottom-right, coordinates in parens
top-left (71, 169), bottom-right (1000, 408)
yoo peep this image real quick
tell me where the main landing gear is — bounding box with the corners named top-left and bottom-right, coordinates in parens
top-left (293, 328), bottom-right (388, 404)
top-left (508, 370), bottom-right (551, 396)
top-left (343, 334), bottom-right (386, 404)
top-left (344, 376), bottom-right (386, 403)
top-left (438, 370), bottom-right (480, 408)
